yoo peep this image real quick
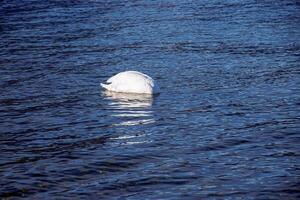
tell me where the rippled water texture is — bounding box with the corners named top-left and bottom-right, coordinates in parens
top-left (1, 0), bottom-right (300, 199)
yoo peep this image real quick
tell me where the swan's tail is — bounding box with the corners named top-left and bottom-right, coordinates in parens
top-left (100, 83), bottom-right (111, 91)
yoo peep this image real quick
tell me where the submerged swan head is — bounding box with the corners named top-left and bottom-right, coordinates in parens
top-left (103, 90), bottom-right (153, 109)
top-left (100, 71), bottom-right (160, 94)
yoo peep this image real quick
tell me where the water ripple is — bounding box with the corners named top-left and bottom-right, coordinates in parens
top-left (1, 0), bottom-right (299, 199)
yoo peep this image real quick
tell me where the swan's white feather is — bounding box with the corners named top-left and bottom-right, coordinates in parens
top-left (101, 71), bottom-right (159, 94)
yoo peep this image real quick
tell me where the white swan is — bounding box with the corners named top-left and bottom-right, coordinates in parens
top-left (101, 71), bottom-right (159, 94)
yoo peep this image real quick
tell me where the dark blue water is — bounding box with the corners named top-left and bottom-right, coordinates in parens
top-left (1, 0), bottom-right (300, 199)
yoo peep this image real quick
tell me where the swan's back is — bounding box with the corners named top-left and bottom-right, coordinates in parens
top-left (101, 71), bottom-right (159, 94)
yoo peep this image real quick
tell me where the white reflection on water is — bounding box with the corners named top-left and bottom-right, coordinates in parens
top-left (110, 132), bottom-right (152, 146)
top-left (103, 91), bottom-right (155, 145)
top-left (103, 91), bottom-right (155, 126)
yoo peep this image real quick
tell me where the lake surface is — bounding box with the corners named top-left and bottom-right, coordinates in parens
top-left (0, 0), bottom-right (299, 199)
